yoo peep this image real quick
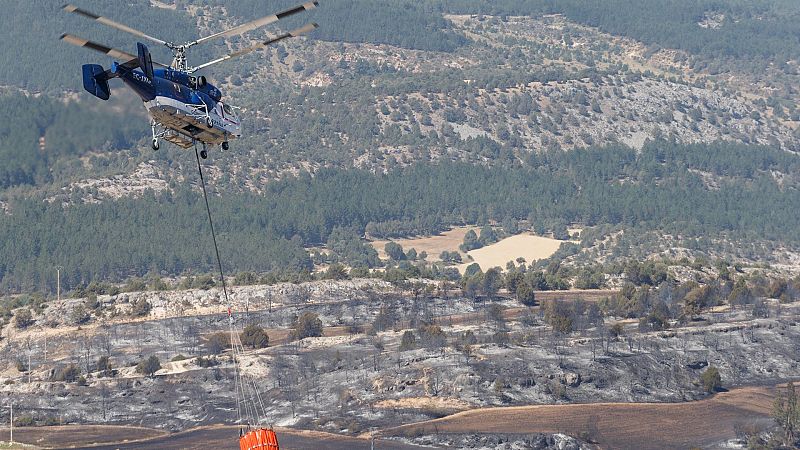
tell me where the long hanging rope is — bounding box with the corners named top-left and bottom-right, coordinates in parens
top-left (193, 145), bottom-right (270, 430)
top-left (193, 145), bottom-right (243, 425)
top-left (194, 146), bottom-right (230, 303)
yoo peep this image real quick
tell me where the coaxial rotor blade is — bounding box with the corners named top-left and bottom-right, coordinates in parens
top-left (60, 34), bottom-right (170, 68)
top-left (189, 23), bottom-right (318, 73)
top-left (192, 1), bottom-right (318, 46)
top-left (62, 4), bottom-right (169, 46)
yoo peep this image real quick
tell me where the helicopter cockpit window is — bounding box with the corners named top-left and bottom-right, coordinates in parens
top-left (222, 103), bottom-right (233, 116)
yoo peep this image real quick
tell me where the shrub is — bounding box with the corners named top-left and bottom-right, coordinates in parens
top-left (294, 312), bottom-right (323, 339)
top-left (53, 364), bottom-right (81, 382)
top-left (71, 305), bottom-right (91, 325)
top-left (130, 298), bottom-right (151, 317)
top-left (418, 325), bottom-right (446, 349)
top-left (399, 330), bottom-right (416, 351)
top-left (206, 332), bottom-right (230, 355)
top-left (97, 356), bottom-right (113, 377)
top-left (14, 415), bottom-right (35, 427)
top-left (14, 309), bottom-right (34, 329)
top-left (516, 282), bottom-right (536, 307)
top-left (136, 355), bottom-right (161, 377)
top-left (240, 324), bottom-right (269, 349)
top-left (196, 356), bottom-right (219, 368)
top-left (700, 366), bottom-right (722, 393)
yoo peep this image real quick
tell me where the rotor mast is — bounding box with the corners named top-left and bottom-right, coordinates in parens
top-left (166, 42), bottom-right (194, 72)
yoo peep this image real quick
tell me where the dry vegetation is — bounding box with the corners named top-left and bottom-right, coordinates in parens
top-left (460, 234), bottom-right (566, 271)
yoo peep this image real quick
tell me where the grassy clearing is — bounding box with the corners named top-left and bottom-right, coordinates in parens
top-left (461, 234), bottom-right (565, 272)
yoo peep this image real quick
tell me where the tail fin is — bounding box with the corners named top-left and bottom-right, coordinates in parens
top-left (137, 42), bottom-right (154, 80)
top-left (82, 64), bottom-right (111, 100)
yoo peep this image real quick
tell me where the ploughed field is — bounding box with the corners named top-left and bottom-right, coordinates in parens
top-left (385, 385), bottom-right (781, 450)
top-left (0, 425), bottom-right (431, 450)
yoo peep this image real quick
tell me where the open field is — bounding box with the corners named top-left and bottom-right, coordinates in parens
top-left (371, 226), bottom-right (477, 261)
top-left (385, 385), bottom-right (784, 450)
top-left (0, 426), bottom-right (165, 449)
top-left (0, 425), bottom-right (432, 450)
top-left (461, 234), bottom-right (566, 271)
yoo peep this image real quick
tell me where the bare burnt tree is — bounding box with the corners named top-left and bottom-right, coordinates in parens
top-left (100, 382), bottom-right (109, 422)
top-left (98, 326), bottom-right (113, 358)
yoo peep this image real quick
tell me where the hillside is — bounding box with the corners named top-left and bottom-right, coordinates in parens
top-left (4, 2), bottom-right (800, 449)
top-left (0, 0), bottom-right (799, 292)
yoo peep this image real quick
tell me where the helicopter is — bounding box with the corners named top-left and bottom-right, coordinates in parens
top-left (61, 2), bottom-right (319, 159)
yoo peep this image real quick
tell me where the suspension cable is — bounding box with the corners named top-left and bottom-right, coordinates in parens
top-left (193, 144), bottom-right (273, 431)
top-left (194, 145), bottom-right (230, 304)
top-left (193, 144), bottom-right (243, 425)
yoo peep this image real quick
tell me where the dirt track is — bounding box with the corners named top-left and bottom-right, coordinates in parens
top-left (384, 385), bottom-right (782, 450)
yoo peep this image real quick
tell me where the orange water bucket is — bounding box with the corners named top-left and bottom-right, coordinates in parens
top-left (239, 428), bottom-right (280, 450)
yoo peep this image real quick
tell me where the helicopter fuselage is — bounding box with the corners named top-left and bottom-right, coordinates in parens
top-left (81, 43), bottom-right (241, 150)
top-left (110, 64), bottom-right (241, 148)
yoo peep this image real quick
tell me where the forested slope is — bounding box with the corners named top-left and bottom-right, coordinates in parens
top-left (1, 141), bottom-right (798, 291)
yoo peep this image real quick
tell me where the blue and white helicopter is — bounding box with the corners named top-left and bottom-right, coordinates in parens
top-left (61, 2), bottom-right (319, 158)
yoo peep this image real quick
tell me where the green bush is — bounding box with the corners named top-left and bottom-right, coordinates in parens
top-left (130, 298), bottom-right (151, 317)
top-left (136, 355), bottom-right (161, 377)
top-left (294, 312), bottom-right (323, 340)
top-left (206, 332), bottom-right (230, 355)
top-left (14, 308), bottom-right (34, 329)
top-left (700, 366), bottom-right (722, 393)
top-left (52, 364), bottom-right (81, 382)
top-left (240, 325), bottom-right (269, 349)
top-left (399, 330), bottom-right (417, 351)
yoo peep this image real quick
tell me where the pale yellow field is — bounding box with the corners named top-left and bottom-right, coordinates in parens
top-left (460, 234), bottom-right (565, 272)
top-left (371, 226), bottom-right (477, 261)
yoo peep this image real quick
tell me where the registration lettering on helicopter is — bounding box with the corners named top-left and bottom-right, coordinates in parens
top-left (132, 72), bottom-right (152, 85)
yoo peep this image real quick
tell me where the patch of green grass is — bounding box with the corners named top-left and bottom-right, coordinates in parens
top-left (0, 442), bottom-right (40, 450)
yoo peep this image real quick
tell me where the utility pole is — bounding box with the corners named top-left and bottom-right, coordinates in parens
top-left (56, 266), bottom-right (63, 303)
top-left (8, 401), bottom-right (12, 444)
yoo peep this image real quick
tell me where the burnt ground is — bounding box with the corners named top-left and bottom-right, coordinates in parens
top-left (2, 287), bottom-right (800, 448)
